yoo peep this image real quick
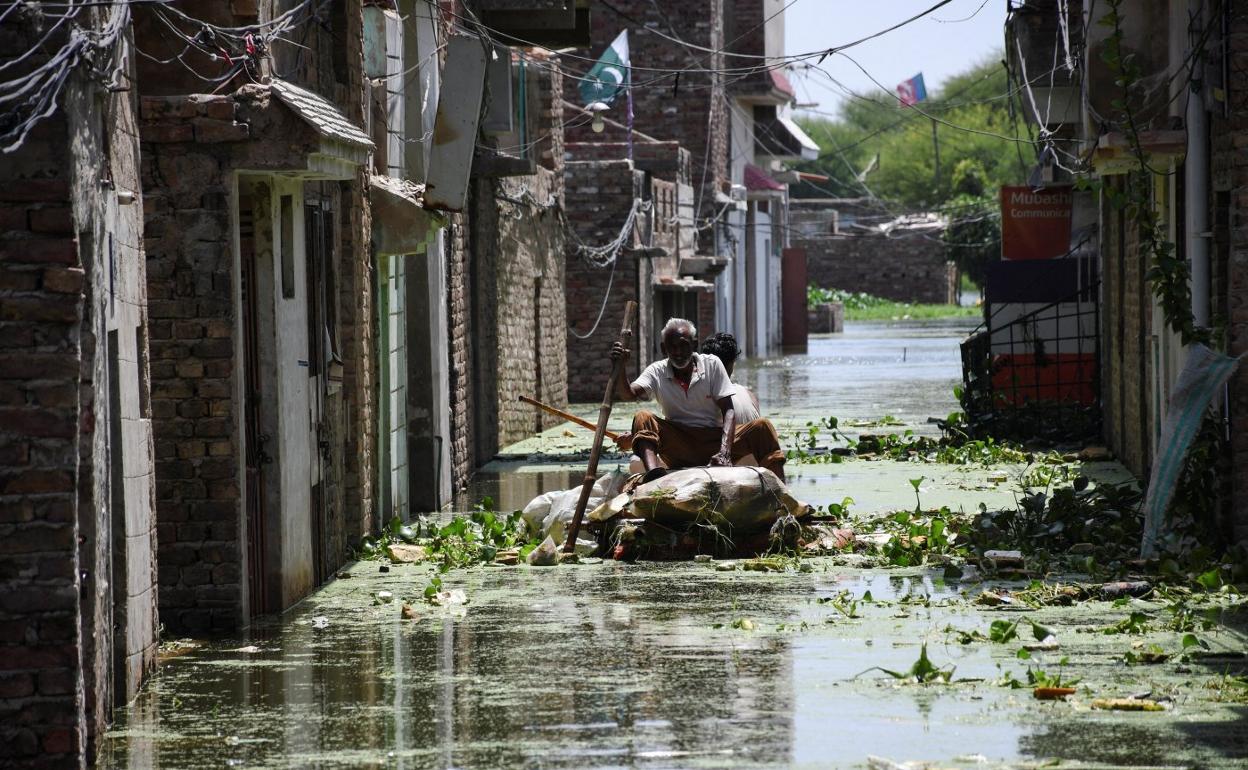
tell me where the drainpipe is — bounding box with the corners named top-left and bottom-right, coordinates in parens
top-left (1186, 0), bottom-right (1210, 330)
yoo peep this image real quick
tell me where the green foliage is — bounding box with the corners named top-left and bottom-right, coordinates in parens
top-left (817, 589), bottom-right (861, 619)
top-left (806, 285), bottom-right (976, 321)
top-left (873, 507), bottom-right (965, 567)
top-left (793, 57), bottom-right (1025, 210)
top-left (989, 619), bottom-right (1019, 644)
top-left (360, 498), bottom-right (531, 571)
top-left (1100, 611), bottom-right (1152, 635)
top-left (943, 160), bottom-right (1001, 287)
top-left (999, 656), bottom-right (1080, 689)
top-left (863, 643), bottom-right (956, 684)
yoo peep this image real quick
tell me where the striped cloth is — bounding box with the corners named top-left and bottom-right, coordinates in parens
top-left (1140, 343), bottom-right (1242, 557)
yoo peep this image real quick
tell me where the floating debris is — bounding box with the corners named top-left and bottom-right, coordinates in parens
top-left (1033, 686), bottom-right (1076, 700)
top-left (1091, 697), bottom-right (1165, 711)
top-left (527, 536), bottom-right (559, 566)
top-left (386, 544), bottom-right (427, 563)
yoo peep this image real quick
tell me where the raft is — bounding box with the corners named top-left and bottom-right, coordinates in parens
top-left (585, 466), bottom-right (813, 560)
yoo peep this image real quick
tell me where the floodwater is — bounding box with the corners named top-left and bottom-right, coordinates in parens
top-left (475, 320), bottom-right (980, 513)
top-left (99, 320), bottom-right (1248, 769)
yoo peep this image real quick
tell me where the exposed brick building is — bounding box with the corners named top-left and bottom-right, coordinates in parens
top-left (447, 48), bottom-right (573, 481)
top-left (0, 4), bottom-right (158, 766)
top-left (1016, 0), bottom-right (1248, 547)
top-left (133, 1), bottom-right (377, 632)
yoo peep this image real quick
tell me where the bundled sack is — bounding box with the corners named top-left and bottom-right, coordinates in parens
top-left (521, 469), bottom-right (631, 544)
top-left (589, 466), bottom-right (811, 536)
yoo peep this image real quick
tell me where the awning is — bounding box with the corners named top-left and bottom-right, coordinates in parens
top-left (775, 115), bottom-right (820, 161)
top-left (770, 69), bottom-right (796, 99)
top-left (270, 78), bottom-right (373, 179)
top-left (754, 108), bottom-right (820, 162)
top-left (370, 175), bottom-right (439, 256)
top-left (654, 276), bottom-right (715, 292)
top-left (744, 163), bottom-right (785, 192)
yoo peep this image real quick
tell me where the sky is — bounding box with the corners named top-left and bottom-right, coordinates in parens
top-left (784, 0), bottom-right (1008, 118)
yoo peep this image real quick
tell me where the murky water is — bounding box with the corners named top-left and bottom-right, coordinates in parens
top-left (99, 558), bottom-right (1248, 769)
top-left (471, 320), bottom-right (978, 514)
top-left (98, 565), bottom-right (1014, 770)
top-left (740, 319), bottom-right (976, 428)
top-left (100, 318), bottom-right (1248, 768)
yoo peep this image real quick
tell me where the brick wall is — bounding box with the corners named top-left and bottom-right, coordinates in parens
top-left (339, 171), bottom-right (375, 545)
top-left (565, 0), bottom-right (727, 253)
top-left (0, 6), bottom-right (159, 765)
top-left (140, 93), bottom-right (247, 633)
top-left (0, 123), bottom-right (89, 768)
top-left (472, 171), bottom-right (568, 451)
top-left (1098, 175), bottom-right (1153, 482)
top-left (447, 214), bottom-right (474, 489)
top-left (565, 160), bottom-right (650, 402)
top-left (796, 229), bottom-right (958, 305)
top-left (1211, 5), bottom-right (1248, 543)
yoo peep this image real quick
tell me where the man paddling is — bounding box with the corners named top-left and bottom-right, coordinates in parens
top-left (610, 318), bottom-right (786, 482)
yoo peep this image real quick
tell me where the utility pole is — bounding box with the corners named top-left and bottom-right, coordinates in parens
top-left (931, 117), bottom-right (941, 193)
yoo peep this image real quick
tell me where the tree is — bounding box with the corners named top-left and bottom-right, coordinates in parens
top-left (792, 55), bottom-right (1028, 210)
top-left (942, 159), bottom-right (1000, 288)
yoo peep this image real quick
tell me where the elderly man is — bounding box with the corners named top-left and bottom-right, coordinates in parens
top-left (611, 318), bottom-right (786, 482)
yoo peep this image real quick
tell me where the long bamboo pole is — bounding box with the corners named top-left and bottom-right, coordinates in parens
top-left (518, 395), bottom-right (620, 441)
top-left (563, 300), bottom-right (636, 553)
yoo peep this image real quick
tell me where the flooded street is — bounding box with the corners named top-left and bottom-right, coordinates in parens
top-left (99, 322), bottom-right (1248, 769)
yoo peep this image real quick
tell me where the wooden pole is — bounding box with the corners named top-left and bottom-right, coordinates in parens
top-left (563, 300), bottom-right (637, 553)
top-left (518, 395), bottom-right (620, 441)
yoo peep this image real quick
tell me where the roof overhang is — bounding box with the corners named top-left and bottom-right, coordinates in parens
top-left (369, 175), bottom-right (441, 256)
top-left (1092, 130), bottom-right (1185, 176)
top-left (755, 114), bottom-right (819, 163)
top-left (270, 79), bottom-right (373, 180)
top-left (655, 276), bottom-right (715, 293)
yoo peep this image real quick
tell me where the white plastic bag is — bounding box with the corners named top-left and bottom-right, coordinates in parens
top-left (522, 469), bottom-right (631, 543)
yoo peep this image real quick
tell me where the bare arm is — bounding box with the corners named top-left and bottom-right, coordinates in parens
top-left (710, 396), bottom-right (735, 466)
top-left (609, 342), bottom-right (645, 402)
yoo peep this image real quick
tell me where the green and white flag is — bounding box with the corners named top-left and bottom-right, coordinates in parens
top-left (580, 30), bottom-right (629, 105)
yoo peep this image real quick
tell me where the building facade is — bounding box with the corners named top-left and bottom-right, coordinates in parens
top-left (0, 3), bottom-right (158, 764)
top-left (1, 0), bottom-right (589, 765)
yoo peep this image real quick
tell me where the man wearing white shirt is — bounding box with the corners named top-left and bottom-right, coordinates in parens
top-left (610, 318), bottom-right (786, 482)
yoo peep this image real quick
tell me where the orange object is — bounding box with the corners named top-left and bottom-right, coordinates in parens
top-left (1033, 687), bottom-right (1077, 700)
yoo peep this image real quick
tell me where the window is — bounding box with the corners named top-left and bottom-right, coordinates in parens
top-left (280, 194), bottom-right (294, 298)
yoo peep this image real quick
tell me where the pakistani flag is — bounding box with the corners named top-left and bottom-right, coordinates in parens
top-left (579, 30), bottom-right (630, 105)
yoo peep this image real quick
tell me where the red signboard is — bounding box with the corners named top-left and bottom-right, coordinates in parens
top-left (1000, 185), bottom-right (1073, 260)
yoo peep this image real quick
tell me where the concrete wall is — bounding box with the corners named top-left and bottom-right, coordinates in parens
top-left (0, 6), bottom-right (157, 766)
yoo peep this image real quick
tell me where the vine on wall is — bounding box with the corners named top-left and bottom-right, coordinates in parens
top-left (1098, 0), bottom-right (1212, 348)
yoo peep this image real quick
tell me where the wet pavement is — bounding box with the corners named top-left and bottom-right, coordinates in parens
top-left (99, 321), bottom-right (1248, 769)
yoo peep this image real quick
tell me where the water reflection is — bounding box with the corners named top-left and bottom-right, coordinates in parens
top-left (101, 565), bottom-right (809, 769)
top-left (738, 320), bottom-right (975, 426)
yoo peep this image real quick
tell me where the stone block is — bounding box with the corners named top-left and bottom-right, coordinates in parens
top-left (141, 123), bottom-right (194, 144)
top-left (192, 118), bottom-right (250, 143)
